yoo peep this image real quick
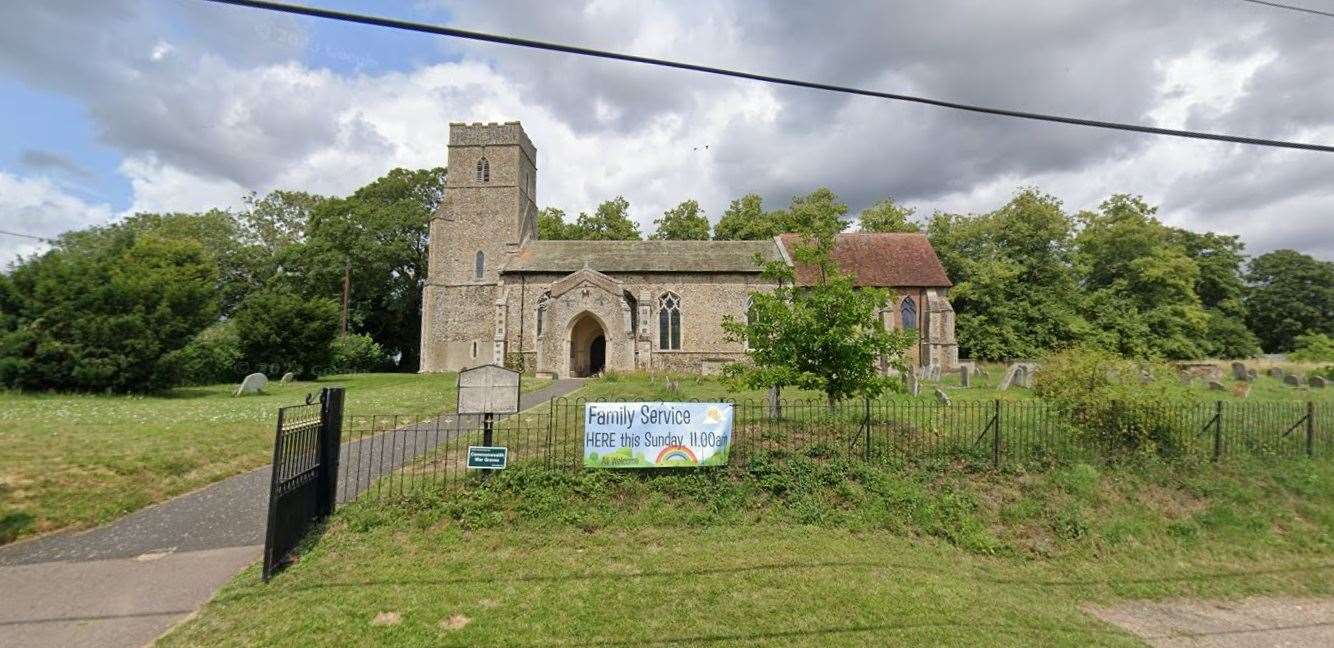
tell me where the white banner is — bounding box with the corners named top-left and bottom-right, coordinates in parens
top-left (583, 402), bottom-right (733, 468)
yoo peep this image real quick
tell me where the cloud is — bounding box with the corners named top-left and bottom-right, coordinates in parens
top-left (0, 173), bottom-right (114, 267)
top-left (18, 149), bottom-right (92, 180)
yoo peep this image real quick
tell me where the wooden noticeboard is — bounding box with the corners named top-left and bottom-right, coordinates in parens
top-left (457, 364), bottom-right (520, 415)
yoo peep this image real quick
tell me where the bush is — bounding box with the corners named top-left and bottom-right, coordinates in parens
top-left (330, 333), bottom-right (389, 373)
top-left (1035, 346), bottom-right (1197, 458)
top-left (161, 322), bottom-right (243, 385)
top-left (1289, 333), bottom-right (1334, 362)
top-left (231, 289), bottom-right (338, 380)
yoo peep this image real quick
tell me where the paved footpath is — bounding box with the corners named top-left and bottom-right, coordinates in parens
top-left (0, 379), bottom-right (585, 648)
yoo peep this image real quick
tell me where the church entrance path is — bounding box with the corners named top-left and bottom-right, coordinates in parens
top-left (1085, 597), bottom-right (1334, 647)
top-left (0, 378), bottom-right (587, 648)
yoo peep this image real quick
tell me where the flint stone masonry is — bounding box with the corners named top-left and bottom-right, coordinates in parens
top-left (420, 120), bottom-right (960, 378)
top-left (234, 373), bottom-right (267, 396)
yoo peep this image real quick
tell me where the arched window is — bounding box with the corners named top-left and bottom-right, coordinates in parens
top-left (900, 296), bottom-right (917, 330)
top-left (658, 292), bottom-right (681, 350)
top-left (476, 157), bottom-right (490, 182)
top-left (474, 250), bottom-right (485, 280)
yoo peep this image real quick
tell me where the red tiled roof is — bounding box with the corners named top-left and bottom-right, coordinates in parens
top-left (778, 232), bottom-right (952, 287)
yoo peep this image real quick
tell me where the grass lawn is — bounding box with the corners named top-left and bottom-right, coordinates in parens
top-left (0, 372), bottom-right (550, 545)
top-left (161, 456), bottom-right (1334, 646)
top-left (582, 361), bottom-right (1334, 404)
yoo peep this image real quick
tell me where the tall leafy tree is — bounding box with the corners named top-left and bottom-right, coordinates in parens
top-left (650, 199), bottom-right (710, 240)
top-left (858, 197), bottom-right (919, 233)
top-left (927, 189), bottom-right (1088, 360)
top-left (775, 187), bottom-right (849, 238)
top-left (1245, 249), bottom-right (1334, 352)
top-left (231, 288), bottom-right (339, 379)
top-left (1075, 194), bottom-right (1208, 359)
top-left (1170, 229), bottom-right (1259, 358)
top-left (713, 194), bottom-right (779, 240)
top-left (283, 167), bottom-right (445, 371)
top-left (573, 196), bottom-right (642, 240)
top-left (537, 207), bottom-right (582, 240)
top-left (721, 224), bottom-right (914, 406)
top-left (240, 190), bottom-right (324, 254)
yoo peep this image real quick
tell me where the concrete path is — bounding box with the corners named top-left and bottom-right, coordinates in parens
top-left (1086, 597), bottom-right (1334, 647)
top-left (0, 378), bottom-right (585, 648)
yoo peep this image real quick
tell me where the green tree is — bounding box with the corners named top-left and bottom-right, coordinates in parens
top-left (721, 225), bottom-right (914, 406)
top-left (1245, 249), bottom-right (1334, 352)
top-left (282, 167), bottom-right (444, 370)
top-left (573, 196), bottom-right (642, 240)
top-left (774, 188), bottom-right (849, 238)
top-left (538, 207), bottom-right (582, 239)
top-left (1289, 333), bottom-right (1334, 362)
top-left (650, 199), bottom-right (710, 240)
top-left (1075, 194), bottom-right (1208, 359)
top-left (858, 197), bottom-right (919, 233)
top-left (1169, 229), bottom-right (1259, 358)
top-left (231, 289), bottom-right (339, 379)
top-left (0, 230), bottom-right (219, 392)
top-left (239, 190), bottom-right (324, 253)
top-left (713, 194), bottom-right (779, 240)
top-left (926, 189), bottom-right (1088, 360)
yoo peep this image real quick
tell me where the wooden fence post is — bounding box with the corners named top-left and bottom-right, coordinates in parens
top-left (1212, 400), bottom-right (1223, 462)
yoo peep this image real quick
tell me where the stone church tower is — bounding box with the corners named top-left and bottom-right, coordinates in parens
top-left (419, 122), bottom-right (538, 372)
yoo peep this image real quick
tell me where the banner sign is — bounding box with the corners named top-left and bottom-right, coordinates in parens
top-left (584, 402), bottom-right (733, 468)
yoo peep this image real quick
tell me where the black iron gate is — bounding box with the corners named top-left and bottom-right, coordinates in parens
top-left (263, 386), bottom-right (344, 581)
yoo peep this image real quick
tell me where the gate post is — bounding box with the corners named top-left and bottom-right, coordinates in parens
top-left (1307, 401), bottom-right (1315, 458)
top-left (1212, 400), bottom-right (1223, 462)
top-left (317, 387), bottom-right (345, 516)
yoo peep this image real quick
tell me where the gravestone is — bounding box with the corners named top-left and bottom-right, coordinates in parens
top-left (1247, 369), bottom-right (1258, 382)
top-left (1180, 374), bottom-right (1193, 387)
top-left (1018, 365), bottom-right (1034, 389)
top-left (974, 365), bottom-right (988, 379)
top-left (1311, 376), bottom-right (1327, 389)
top-left (1207, 380), bottom-right (1224, 391)
top-left (280, 372), bottom-right (296, 384)
top-left (1268, 367), bottom-right (1285, 380)
top-left (959, 365), bottom-right (971, 388)
top-left (1232, 381), bottom-right (1251, 399)
top-left (998, 364), bottom-right (1019, 391)
top-left (234, 372), bottom-right (267, 396)
top-left (907, 370), bottom-right (920, 397)
top-left (1283, 374), bottom-right (1300, 387)
top-left (1139, 369), bottom-right (1154, 385)
top-left (934, 387), bottom-right (951, 405)
top-left (1231, 362), bottom-right (1248, 381)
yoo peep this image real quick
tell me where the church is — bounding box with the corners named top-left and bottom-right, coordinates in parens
top-left (420, 121), bottom-right (958, 379)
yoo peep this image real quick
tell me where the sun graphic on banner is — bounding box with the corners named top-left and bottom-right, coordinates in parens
top-left (705, 406), bottom-right (723, 423)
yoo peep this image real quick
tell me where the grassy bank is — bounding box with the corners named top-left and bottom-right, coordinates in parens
top-left (0, 372), bottom-right (549, 544)
top-left (161, 455), bottom-right (1334, 646)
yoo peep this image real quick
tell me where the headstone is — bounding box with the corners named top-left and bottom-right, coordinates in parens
top-left (934, 387), bottom-right (951, 405)
top-left (234, 372), bottom-right (267, 396)
top-left (1311, 376), bottom-right (1327, 389)
top-left (280, 372), bottom-right (296, 384)
top-left (974, 365), bottom-right (988, 379)
top-left (959, 365), bottom-right (971, 388)
top-left (1247, 369), bottom-right (1258, 382)
top-left (1179, 374), bottom-right (1193, 387)
top-left (1018, 365), bottom-right (1034, 389)
top-left (1283, 374), bottom-right (1300, 387)
top-left (1269, 367), bottom-right (1284, 380)
top-left (1232, 382), bottom-right (1251, 399)
top-left (1139, 369), bottom-right (1153, 385)
top-left (1207, 380), bottom-right (1224, 391)
top-left (1231, 362), bottom-right (1248, 381)
top-left (998, 364), bottom-right (1020, 391)
top-left (907, 370), bottom-right (920, 397)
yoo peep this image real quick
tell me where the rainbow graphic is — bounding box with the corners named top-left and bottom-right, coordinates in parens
top-left (654, 445), bottom-right (699, 466)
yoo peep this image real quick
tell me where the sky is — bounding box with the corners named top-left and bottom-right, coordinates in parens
top-left (1, 0), bottom-right (1332, 266)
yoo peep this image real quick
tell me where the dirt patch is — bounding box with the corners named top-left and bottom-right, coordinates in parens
top-left (1086, 597), bottom-right (1334, 647)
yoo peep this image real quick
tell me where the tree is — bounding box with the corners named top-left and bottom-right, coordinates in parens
top-left (1170, 229), bottom-right (1259, 358)
top-left (775, 188), bottom-right (849, 238)
top-left (231, 289), bottom-right (339, 379)
top-left (0, 230), bottom-right (219, 392)
top-left (1289, 333), bottom-right (1334, 362)
top-left (282, 167), bottom-right (444, 371)
top-left (713, 194), bottom-right (779, 240)
top-left (858, 197), bottom-right (919, 233)
top-left (721, 225), bottom-right (914, 406)
top-left (573, 196), bottom-right (642, 240)
top-left (1245, 250), bottom-right (1334, 352)
top-left (926, 189), bottom-right (1088, 360)
top-left (239, 190), bottom-right (324, 253)
top-left (538, 207), bottom-right (582, 239)
top-left (650, 199), bottom-right (710, 240)
top-left (1075, 194), bottom-right (1209, 359)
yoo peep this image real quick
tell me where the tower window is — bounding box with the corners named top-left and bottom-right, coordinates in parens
top-left (476, 157), bottom-right (490, 183)
top-left (471, 341), bottom-right (478, 359)
top-left (474, 250), bottom-right (485, 280)
top-left (658, 292), bottom-right (681, 350)
top-left (901, 296), bottom-right (917, 330)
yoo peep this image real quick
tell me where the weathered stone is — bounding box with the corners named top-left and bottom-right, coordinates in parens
top-left (998, 364), bottom-right (1019, 391)
top-left (1139, 369), bottom-right (1154, 385)
top-left (234, 372), bottom-right (267, 396)
top-left (1231, 362), bottom-right (1248, 381)
top-left (907, 370), bottom-right (920, 397)
top-left (1018, 365), bottom-right (1034, 389)
top-left (934, 387), bottom-right (951, 405)
top-left (1283, 374), bottom-right (1300, 387)
top-left (1268, 367), bottom-right (1285, 380)
top-left (1232, 382), bottom-right (1251, 399)
top-left (1207, 380), bottom-right (1225, 391)
top-left (1175, 362), bottom-right (1222, 382)
top-left (280, 372), bottom-right (296, 384)
top-left (1247, 369), bottom-right (1258, 382)
top-left (1180, 374), bottom-right (1193, 387)
top-left (1311, 376), bottom-right (1327, 389)
top-left (959, 365), bottom-right (971, 388)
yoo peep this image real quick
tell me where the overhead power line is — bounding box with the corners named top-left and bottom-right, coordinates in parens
top-left (1236, 0), bottom-right (1334, 19)
top-left (201, 0), bottom-right (1334, 154)
top-left (0, 229), bottom-right (53, 242)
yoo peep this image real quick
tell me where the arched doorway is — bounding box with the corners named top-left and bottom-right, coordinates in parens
top-left (568, 312), bottom-right (607, 377)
